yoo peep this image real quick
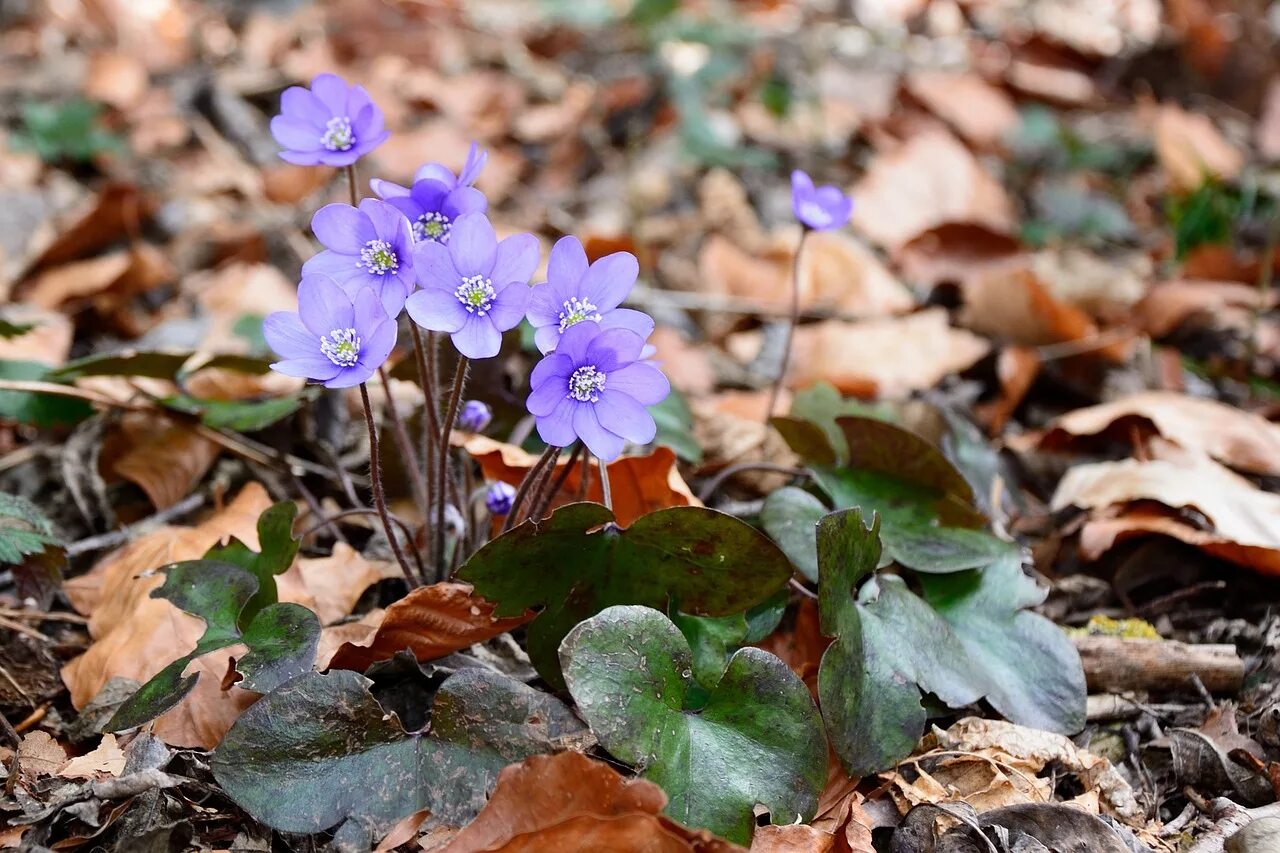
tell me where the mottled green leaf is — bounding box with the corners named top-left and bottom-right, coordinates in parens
top-left (203, 500), bottom-right (299, 625)
top-left (787, 383), bottom-right (893, 464)
top-left (458, 502), bottom-right (791, 688)
top-left (211, 668), bottom-right (584, 838)
top-left (561, 605), bottom-right (826, 844)
top-left (0, 492), bottom-right (62, 565)
top-left (651, 389), bottom-right (703, 462)
top-left (48, 351), bottom-right (193, 381)
top-left (237, 603), bottom-right (321, 693)
top-left (672, 591), bottom-right (786, 688)
top-left (760, 486), bottom-right (827, 582)
top-left (161, 395), bottom-right (302, 432)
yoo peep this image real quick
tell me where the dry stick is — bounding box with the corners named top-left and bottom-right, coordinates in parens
top-left (763, 228), bottom-right (809, 427)
top-left (435, 357), bottom-right (470, 574)
top-left (698, 462), bottom-right (810, 504)
top-left (359, 384), bottom-right (420, 586)
top-left (377, 366), bottom-right (430, 514)
top-left (529, 441), bottom-right (583, 522)
top-left (502, 445), bottom-right (560, 532)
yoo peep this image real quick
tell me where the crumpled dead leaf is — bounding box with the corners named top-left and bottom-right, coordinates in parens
top-left (327, 582), bottom-right (530, 672)
top-left (434, 750), bottom-right (743, 853)
top-left (107, 413), bottom-right (221, 511)
top-left (726, 308), bottom-right (989, 398)
top-left (904, 71), bottom-right (1019, 148)
top-left (1134, 279), bottom-right (1273, 338)
top-left (57, 734), bottom-right (126, 780)
top-left (461, 437), bottom-right (697, 528)
top-left (1035, 391), bottom-right (1280, 476)
top-left (851, 130), bottom-right (1016, 252)
top-left (1152, 102), bottom-right (1244, 192)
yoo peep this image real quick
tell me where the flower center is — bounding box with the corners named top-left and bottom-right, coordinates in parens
top-left (414, 211), bottom-right (452, 243)
top-left (320, 328), bottom-right (361, 367)
top-left (358, 240), bottom-right (399, 275)
top-left (455, 274), bottom-right (496, 315)
top-left (321, 116), bottom-right (354, 152)
top-left (557, 297), bottom-right (602, 333)
top-left (567, 365), bottom-right (606, 403)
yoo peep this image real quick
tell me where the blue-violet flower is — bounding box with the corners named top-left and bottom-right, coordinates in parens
top-left (263, 274), bottom-right (396, 388)
top-left (790, 170), bottom-right (853, 231)
top-left (526, 321), bottom-right (669, 462)
top-left (526, 236), bottom-right (654, 354)
top-left (405, 213), bottom-right (538, 360)
top-left (270, 73), bottom-right (389, 167)
top-left (370, 141), bottom-right (487, 200)
top-left (302, 199), bottom-right (416, 316)
top-left (485, 481), bottom-right (517, 515)
top-left (457, 399), bottom-right (493, 432)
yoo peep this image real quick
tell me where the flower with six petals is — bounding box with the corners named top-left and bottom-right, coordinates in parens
top-left (270, 73), bottom-right (389, 167)
top-left (302, 199), bottom-right (416, 317)
top-left (264, 275), bottom-right (396, 388)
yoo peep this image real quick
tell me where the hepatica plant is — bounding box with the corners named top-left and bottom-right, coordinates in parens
top-left (99, 72), bottom-right (1084, 850)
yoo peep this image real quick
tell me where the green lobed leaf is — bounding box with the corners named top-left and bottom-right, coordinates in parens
top-left (237, 603), bottom-right (321, 693)
top-left (211, 668), bottom-right (585, 838)
top-left (650, 389), bottom-right (703, 462)
top-left (786, 383), bottom-right (893, 464)
top-left (560, 605), bottom-right (826, 845)
top-left (672, 590), bottom-right (787, 688)
top-left (203, 500), bottom-right (300, 626)
top-left (0, 360), bottom-right (93, 427)
top-left (0, 492), bottom-right (63, 566)
top-left (760, 486), bottom-right (827, 582)
top-left (161, 395), bottom-right (302, 433)
top-left (458, 502), bottom-right (792, 688)
top-left (48, 351), bottom-right (194, 382)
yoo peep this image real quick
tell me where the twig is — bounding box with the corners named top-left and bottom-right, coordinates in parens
top-left (698, 462), bottom-right (810, 503)
top-left (67, 492), bottom-right (206, 556)
top-left (530, 441), bottom-right (583, 522)
top-left (598, 455), bottom-right (613, 511)
top-left (359, 384), bottom-right (420, 586)
top-left (345, 163), bottom-right (360, 207)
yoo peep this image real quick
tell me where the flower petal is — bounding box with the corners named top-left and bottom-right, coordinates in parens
top-left (458, 142), bottom-right (486, 187)
top-left (298, 274), bottom-right (354, 336)
top-left (573, 404), bottom-right (624, 462)
top-left (312, 203), bottom-right (373, 253)
top-left (527, 374), bottom-right (569, 417)
top-left (359, 198), bottom-right (412, 244)
top-left (406, 288), bottom-right (467, 333)
top-left (279, 149), bottom-right (325, 166)
top-left (526, 283), bottom-right (564, 328)
top-left (412, 240), bottom-right (457, 292)
top-left (370, 178), bottom-right (410, 199)
top-left (449, 214), bottom-right (497, 277)
top-left (324, 364), bottom-right (375, 388)
top-left (310, 73), bottom-right (350, 113)
top-left (582, 251), bottom-right (638, 311)
top-left (546, 235), bottom-right (588, 290)
top-left (444, 186), bottom-right (487, 217)
top-left (451, 314), bottom-right (502, 359)
top-left (491, 233), bottom-right (540, 286)
top-left (603, 362), bottom-right (670, 406)
top-left (270, 116), bottom-right (322, 153)
top-left (530, 351), bottom-right (574, 390)
top-left (409, 179), bottom-right (450, 213)
top-left (536, 398), bottom-right (579, 447)
top-left (598, 308), bottom-right (655, 341)
top-left (534, 324), bottom-right (561, 354)
top-left (556, 320), bottom-right (598, 363)
top-left (373, 277), bottom-right (409, 317)
top-left (486, 282), bottom-right (532, 332)
top-left (302, 250), bottom-right (362, 286)
top-left (279, 87), bottom-right (330, 125)
top-left (272, 357), bottom-right (342, 382)
top-left (415, 163), bottom-right (457, 187)
top-left (357, 318), bottom-right (397, 375)
top-left (596, 389), bottom-right (657, 444)
top-left (791, 169), bottom-right (815, 197)
top-left (352, 284), bottom-right (390, 333)
top-left (263, 311), bottom-right (317, 362)
top-left (586, 328), bottom-right (645, 372)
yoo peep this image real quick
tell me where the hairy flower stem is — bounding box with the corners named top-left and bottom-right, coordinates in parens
top-left (520, 446), bottom-right (564, 525)
top-left (435, 357), bottom-right (470, 574)
top-left (359, 384), bottom-right (420, 586)
top-left (377, 366), bottom-right (429, 515)
top-left (529, 441), bottom-right (583, 522)
top-left (598, 455), bottom-right (613, 511)
top-left (503, 445), bottom-right (560, 533)
top-left (345, 163), bottom-right (360, 206)
top-left (764, 228), bottom-right (809, 427)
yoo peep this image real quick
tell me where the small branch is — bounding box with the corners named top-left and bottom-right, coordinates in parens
top-left (698, 462), bottom-right (810, 503)
top-left (359, 383), bottom-right (420, 586)
top-left (1073, 636), bottom-right (1244, 694)
top-left (598, 455), bottom-right (613, 511)
top-left (345, 163), bottom-right (360, 207)
top-left (67, 492), bottom-right (206, 556)
top-left (530, 441), bottom-right (583, 522)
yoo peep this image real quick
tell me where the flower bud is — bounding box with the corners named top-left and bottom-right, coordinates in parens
top-left (485, 481), bottom-right (517, 516)
top-left (457, 399), bottom-right (493, 432)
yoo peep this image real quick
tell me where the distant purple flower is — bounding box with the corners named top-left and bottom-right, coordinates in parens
top-left (790, 170), bottom-right (852, 231)
top-left (370, 142), bottom-right (488, 199)
top-left (405, 214), bottom-right (538, 360)
top-left (457, 399), bottom-right (493, 432)
top-left (375, 178), bottom-right (487, 246)
top-left (485, 481), bottom-right (517, 515)
top-left (263, 275), bottom-right (396, 388)
top-left (270, 73), bottom-right (389, 167)
top-left (526, 236), bottom-right (654, 355)
top-left (526, 321), bottom-right (670, 462)
top-left (302, 199), bottom-right (415, 317)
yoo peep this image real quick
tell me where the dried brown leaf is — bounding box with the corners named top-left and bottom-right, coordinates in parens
top-left (57, 733), bottom-right (126, 779)
top-left (1153, 103), bottom-right (1244, 193)
top-left (903, 71), bottom-right (1019, 148)
top-left (110, 414), bottom-right (221, 511)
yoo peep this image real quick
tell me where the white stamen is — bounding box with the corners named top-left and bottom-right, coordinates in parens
top-left (567, 365), bottom-right (606, 403)
top-left (557, 297), bottom-right (602, 333)
top-left (320, 328), bottom-right (361, 367)
top-left (321, 116), bottom-right (354, 151)
top-left (414, 211), bottom-right (452, 243)
top-left (455, 274), bottom-right (496, 315)
top-left (358, 240), bottom-right (399, 275)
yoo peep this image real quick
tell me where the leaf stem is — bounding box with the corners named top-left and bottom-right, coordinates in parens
top-left (764, 228), bottom-right (808, 427)
top-left (435, 357), bottom-right (469, 574)
top-left (359, 383), bottom-right (420, 586)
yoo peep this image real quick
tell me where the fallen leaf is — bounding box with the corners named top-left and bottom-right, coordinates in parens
top-left (17, 730), bottom-right (67, 780)
top-left (1036, 391), bottom-right (1280, 476)
top-left (1005, 54), bottom-right (1097, 105)
top-left (25, 183), bottom-right (154, 273)
top-left (514, 82), bottom-right (595, 143)
top-left (83, 52), bottom-right (149, 111)
top-left (327, 582), bottom-right (530, 672)
top-left (851, 130), bottom-right (1016, 251)
top-left (904, 71), bottom-right (1019, 148)
top-left (726, 308), bottom-right (990, 398)
top-left (0, 305), bottom-right (73, 365)
top-left (462, 437), bottom-right (698, 527)
top-left (697, 234), bottom-right (792, 312)
top-left (21, 247), bottom-right (172, 312)
top-left (649, 326), bottom-right (716, 397)
top-left (975, 346), bottom-right (1041, 436)
top-left (109, 414), bottom-right (221, 511)
top-left (57, 733), bottom-right (126, 779)
top-left (798, 231), bottom-right (915, 317)
top-left (287, 543), bottom-right (400, 626)
top-left (896, 224), bottom-right (1022, 288)
top-left (1153, 102), bottom-right (1244, 192)
top-left (1134, 279), bottom-right (1272, 338)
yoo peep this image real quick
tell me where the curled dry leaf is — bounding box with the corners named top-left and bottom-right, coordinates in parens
top-left (726, 308), bottom-right (989, 398)
top-left (460, 437), bottom-right (697, 528)
top-left (903, 71), bottom-right (1020, 149)
top-left (108, 413), bottom-right (221, 511)
top-left (1152, 102), bottom-right (1244, 192)
top-left (748, 824), bottom-right (834, 852)
top-left (285, 543), bottom-right (400, 626)
top-left (25, 183), bottom-right (155, 274)
top-left (1036, 391), bottom-right (1280, 476)
top-left (327, 582), bottom-right (530, 672)
top-left (22, 244), bottom-right (173, 312)
top-left (437, 750), bottom-right (743, 853)
top-left (57, 733), bottom-right (126, 779)
top-left (1134, 279), bottom-right (1273, 338)
top-left (896, 224), bottom-right (1021, 288)
top-left (798, 231), bottom-right (915, 317)
top-left (1052, 444), bottom-right (1280, 576)
top-left (850, 130), bottom-right (1016, 252)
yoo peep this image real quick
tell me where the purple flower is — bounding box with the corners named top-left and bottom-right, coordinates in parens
top-left (405, 214), bottom-right (538, 360)
top-left (370, 141), bottom-right (488, 199)
top-left (526, 321), bottom-right (670, 462)
top-left (485, 481), bottom-right (517, 515)
top-left (526, 236), bottom-right (654, 355)
top-left (302, 199), bottom-right (415, 317)
top-left (376, 178), bottom-right (487, 246)
top-left (270, 74), bottom-right (389, 167)
top-left (457, 399), bottom-right (493, 432)
top-left (790, 170), bottom-right (853, 231)
top-left (263, 275), bottom-right (396, 388)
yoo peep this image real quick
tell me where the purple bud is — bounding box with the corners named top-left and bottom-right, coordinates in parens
top-left (790, 170), bottom-right (853, 231)
top-left (457, 400), bottom-right (493, 432)
top-left (485, 481), bottom-right (517, 516)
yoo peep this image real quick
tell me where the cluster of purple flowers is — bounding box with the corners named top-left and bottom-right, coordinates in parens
top-left (264, 74), bottom-right (671, 463)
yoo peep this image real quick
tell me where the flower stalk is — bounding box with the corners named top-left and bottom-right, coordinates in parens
top-left (358, 383), bottom-right (420, 586)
